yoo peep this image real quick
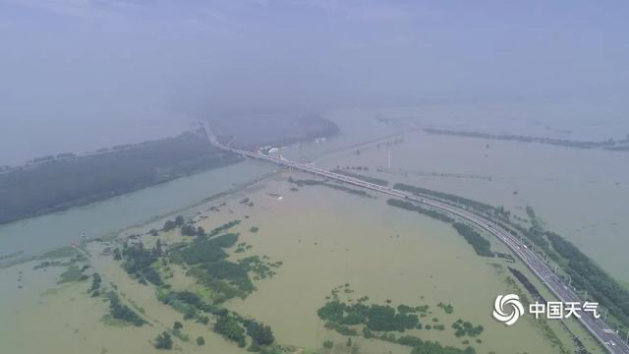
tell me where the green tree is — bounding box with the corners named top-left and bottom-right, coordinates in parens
top-left (163, 220), bottom-right (176, 232)
top-left (154, 332), bottom-right (173, 350)
top-left (214, 315), bottom-right (246, 347)
top-left (246, 320), bottom-right (275, 346)
top-left (181, 225), bottom-right (197, 236)
top-left (89, 273), bottom-right (102, 293)
top-left (154, 239), bottom-right (163, 257)
top-left (196, 336), bottom-right (205, 346)
top-left (107, 292), bottom-right (146, 327)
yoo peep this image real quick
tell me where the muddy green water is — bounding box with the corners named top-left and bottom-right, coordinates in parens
top-left (1, 105), bottom-right (624, 354)
top-left (285, 106), bottom-right (629, 282)
top-left (0, 160), bottom-right (275, 266)
top-left (317, 129), bottom-right (629, 282)
top-left (2, 174), bottom-right (600, 354)
top-left (227, 177), bottom-right (566, 353)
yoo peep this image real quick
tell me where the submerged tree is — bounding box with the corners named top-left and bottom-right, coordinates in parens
top-left (214, 315), bottom-right (246, 347)
top-left (246, 320), bottom-right (275, 346)
top-left (154, 332), bottom-right (173, 350)
top-left (162, 220), bottom-right (176, 232)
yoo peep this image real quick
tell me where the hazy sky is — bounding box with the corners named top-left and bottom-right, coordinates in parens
top-left (1, 0), bottom-right (628, 163)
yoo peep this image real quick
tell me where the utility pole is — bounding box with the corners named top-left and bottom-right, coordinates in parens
top-left (387, 150), bottom-right (391, 170)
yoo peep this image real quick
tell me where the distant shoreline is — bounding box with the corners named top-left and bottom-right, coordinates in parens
top-left (423, 128), bottom-right (629, 151)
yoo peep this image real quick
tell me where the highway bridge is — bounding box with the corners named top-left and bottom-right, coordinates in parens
top-left (202, 122), bottom-right (629, 354)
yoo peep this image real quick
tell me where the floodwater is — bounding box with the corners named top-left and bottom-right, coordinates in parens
top-left (0, 112), bottom-right (193, 167)
top-left (281, 108), bottom-right (403, 162)
top-left (0, 104), bottom-right (625, 353)
top-left (0, 160), bottom-right (275, 266)
top-left (281, 106), bottom-right (629, 282)
top-left (0, 258), bottom-right (246, 354)
top-left (225, 175), bottom-right (602, 354)
top-left (316, 128), bottom-right (629, 283)
top-left (377, 99), bottom-right (629, 141)
top-left (1, 174), bottom-right (603, 353)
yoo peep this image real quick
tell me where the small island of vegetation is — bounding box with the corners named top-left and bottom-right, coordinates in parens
top-left (288, 177), bottom-right (375, 198)
top-left (317, 285), bottom-right (481, 354)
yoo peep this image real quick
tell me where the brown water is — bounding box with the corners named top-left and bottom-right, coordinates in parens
top-left (1, 106), bottom-right (623, 354)
top-left (317, 129), bottom-right (629, 283)
top-left (1, 173), bottom-right (604, 354)
top-left (222, 175), bottom-right (599, 353)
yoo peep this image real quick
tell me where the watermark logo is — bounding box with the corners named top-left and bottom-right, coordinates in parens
top-left (493, 294), bottom-right (525, 326)
top-left (493, 294), bottom-right (600, 326)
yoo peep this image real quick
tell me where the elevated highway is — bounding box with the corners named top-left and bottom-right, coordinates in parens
top-left (202, 122), bottom-right (629, 354)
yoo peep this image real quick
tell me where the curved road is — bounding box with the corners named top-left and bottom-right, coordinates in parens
top-left (202, 122), bottom-right (629, 354)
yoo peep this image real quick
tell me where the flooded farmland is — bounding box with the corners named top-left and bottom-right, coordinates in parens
top-left (315, 125), bottom-right (629, 283)
top-left (0, 170), bottom-right (605, 354)
top-left (1, 107), bottom-right (626, 354)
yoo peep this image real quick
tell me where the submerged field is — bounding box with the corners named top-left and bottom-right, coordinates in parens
top-left (1, 108), bottom-right (623, 354)
top-left (316, 126), bottom-right (629, 284)
top-left (0, 171), bottom-right (605, 354)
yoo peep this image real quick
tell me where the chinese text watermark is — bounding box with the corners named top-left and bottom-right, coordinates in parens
top-left (493, 294), bottom-right (600, 326)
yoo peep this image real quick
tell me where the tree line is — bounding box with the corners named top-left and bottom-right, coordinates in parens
top-left (106, 291), bottom-right (146, 327)
top-left (547, 231), bottom-right (629, 329)
top-left (0, 131), bottom-right (242, 225)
